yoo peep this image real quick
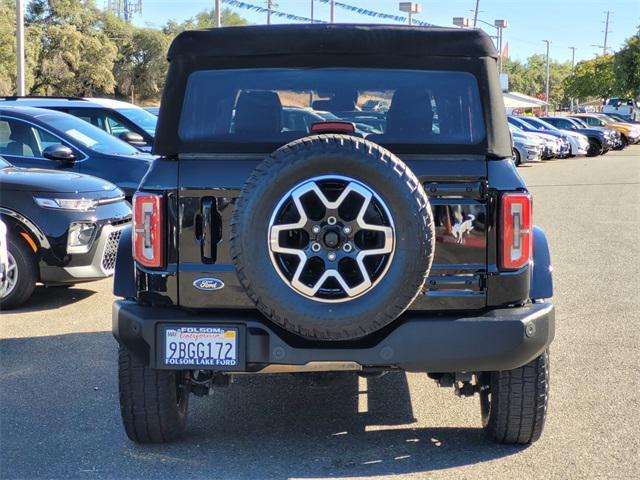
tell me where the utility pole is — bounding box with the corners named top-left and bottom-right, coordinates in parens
top-left (215, 0), bottom-right (221, 27)
top-left (330, 0), bottom-right (335, 23)
top-left (267, 0), bottom-right (273, 25)
top-left (569, 46), bottom-right (576, 112)
top-left (310, 0), bottom-right (314, 23)
top-left (602, 10), bottom-right (611, 55)
top-left (543, 40), bottom-right (551, 115)
top-left (472, 0), bottom-right (480, 28)
top-left (494, 20), bottom-right (508, 73)
top-left (16, 0), bottom-right (25, 96)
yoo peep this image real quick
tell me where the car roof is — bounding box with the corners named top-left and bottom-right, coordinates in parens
top-left (0, 97), bottom-right (140, 110)
top-left (0, 105), bottom-right (68, 119)
top-left (168, 24), bottom-right (497, 61)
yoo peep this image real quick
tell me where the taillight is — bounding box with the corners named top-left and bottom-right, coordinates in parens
top-left (132, 192), bottom-right (164, 268)
top-left (500, 192), bottom-right (532, 270)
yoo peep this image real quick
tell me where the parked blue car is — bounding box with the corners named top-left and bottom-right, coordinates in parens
top-left (0, 106), bottom-right (153, 199)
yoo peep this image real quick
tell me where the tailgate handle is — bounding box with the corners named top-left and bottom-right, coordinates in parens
top-left (201, 198), bottom-right (220, 263)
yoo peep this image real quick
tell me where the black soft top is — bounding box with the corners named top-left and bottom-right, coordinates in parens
top-left (156, 24), bottom-right (511, 158)
top-left (168, 24), bottom-right (498, 61)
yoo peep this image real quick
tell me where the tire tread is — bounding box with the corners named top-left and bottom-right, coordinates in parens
top-left (118, 346), bottom-right (187, 443)
top-left (484, 350), bottom-right (549, 444)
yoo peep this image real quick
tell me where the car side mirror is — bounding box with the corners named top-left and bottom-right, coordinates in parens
top-left (42, 144), bottom-right (76, 163)
top-left (119, 131), bottom-right (145, 146)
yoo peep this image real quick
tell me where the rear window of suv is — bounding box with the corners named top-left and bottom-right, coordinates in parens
top-left (178, 68), bottom-right (485, 148)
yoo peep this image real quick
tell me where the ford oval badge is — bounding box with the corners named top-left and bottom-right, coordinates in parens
top-left (193, 277), bottom-right (225, 291)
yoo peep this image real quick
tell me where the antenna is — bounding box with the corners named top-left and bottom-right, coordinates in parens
top-left (107, 0), bottom-right (143, 22)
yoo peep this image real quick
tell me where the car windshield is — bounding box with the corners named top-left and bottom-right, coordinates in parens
top-left (38, 112), bottom-right (140, 156)
top-left (117, 107), bottom-right (157, 135)
top-left (528, 117), bottom-right (558, 131)
top-left (179, 68), bottom-right (486, 148)
top-left (571, 118), bottom-right (589, 128)
top-left (597, 114), bottom-right (618, 123)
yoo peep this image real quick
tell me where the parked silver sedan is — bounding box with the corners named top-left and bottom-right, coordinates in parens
top-left (509, 125), bottom-right (543, 165)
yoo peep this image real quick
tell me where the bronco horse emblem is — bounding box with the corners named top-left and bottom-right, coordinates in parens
top-left (451, 214), bottom-right (475, 244)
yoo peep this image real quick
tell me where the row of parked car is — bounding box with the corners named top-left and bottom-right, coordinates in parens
top-left (0, 97), bottom-right (159, 308)
top-left (509, 112), bottom-right (640, 166)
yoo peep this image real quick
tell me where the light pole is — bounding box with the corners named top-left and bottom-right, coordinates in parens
top-left (399, 2), bottom-right (421, 26)
top-left (215, 0), bottom-right (221, 27)
top-left (452, 17), bottom-right (469, 28)
top-left (474, 18), bottom-right (499, 50)
top-left (310, 0), bottom-right (314, 23)
top-left (267, 0), bottom-right (273, 25)
top-left (543, 40), bottom-right (551, 114)
top-left (494, 19), bottom-right (508, 73)
top-left (569, 47), bottom-right (576, 111)
top-left (602, 10), bottom-right (611, 55)
top-left (472, 0), bottom-right (480, 28)
top-left (16, 0), bottom-right (25, 96)
top-left (330, 0), bottom-right (335, 23)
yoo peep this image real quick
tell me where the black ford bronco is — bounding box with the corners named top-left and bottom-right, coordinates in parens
top-left (112, 25), bottom-right (555, 445)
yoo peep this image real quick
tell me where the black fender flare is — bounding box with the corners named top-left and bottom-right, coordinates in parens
top-left (113, 225), bottom-right (136, 299)
top-left (530, 226), bottom-right (553, 300)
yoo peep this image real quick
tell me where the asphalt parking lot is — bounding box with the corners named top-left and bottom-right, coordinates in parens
top-left (1, 146), bottom-right (639, 480)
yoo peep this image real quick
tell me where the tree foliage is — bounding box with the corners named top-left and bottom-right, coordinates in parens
top-left (502, 55), bottom-right (572, 109)
top-left (564, 27), bottom-right (640, 100)
top-left (563, 55), bottom-right (616, 100)
top-left (613, 26), bottom-right (640, 98)
top-left (1, 1), bottom-right (248, 101)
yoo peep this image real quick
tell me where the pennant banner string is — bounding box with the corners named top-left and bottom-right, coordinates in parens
top-left (222, 0), bottom-right (439, 27)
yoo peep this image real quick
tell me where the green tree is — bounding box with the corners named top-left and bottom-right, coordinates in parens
top-left (0, 0), bottom-right (42, 95)
top-left (163, 7), bottom-right (249, 35)
top-left (564, 55), bottom-right (616, 100)
top-left (114, 27), bottom-right (171, 102)
top-left (614, 27), bottom-right (640, 98)
top-left (27, 0), bottom-right (117, 96)
top-left (502, 54), bottom-right (572, 109)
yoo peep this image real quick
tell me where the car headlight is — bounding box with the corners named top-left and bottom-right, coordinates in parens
top-left (34, 197), bottom-right (98, 211)
top-left (67, 222), bottom-right (97, 254)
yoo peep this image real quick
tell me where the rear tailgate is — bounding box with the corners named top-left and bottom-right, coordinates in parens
top-left (177, 155), bottom-right (489, 311)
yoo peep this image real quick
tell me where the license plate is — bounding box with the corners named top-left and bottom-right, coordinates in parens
top-left (163, 326), bottom-right (239, 367)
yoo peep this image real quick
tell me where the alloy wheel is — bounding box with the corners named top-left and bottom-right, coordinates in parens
top-left (1, 251), bottom-right (18, 299)
top-left (268, 175), bottom-right (395, 303)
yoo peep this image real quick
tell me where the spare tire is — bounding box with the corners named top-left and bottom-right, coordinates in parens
top-left (231, 135), bottom-right (435, 341)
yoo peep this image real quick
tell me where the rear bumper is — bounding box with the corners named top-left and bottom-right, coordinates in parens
top-left (113, 300), bottom-right (555, 373)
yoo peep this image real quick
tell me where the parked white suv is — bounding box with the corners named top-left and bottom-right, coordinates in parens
top-left (603, 98), bottom-right (639, 122)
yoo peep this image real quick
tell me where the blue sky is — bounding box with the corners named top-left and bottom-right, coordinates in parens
top-left (130, 0), bottom-right (640, 64)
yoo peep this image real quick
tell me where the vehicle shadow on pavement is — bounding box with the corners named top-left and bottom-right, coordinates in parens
top-left (0, 333), bottom-right (524, 479)
top-left (1, 285), bottom-right (96, 314)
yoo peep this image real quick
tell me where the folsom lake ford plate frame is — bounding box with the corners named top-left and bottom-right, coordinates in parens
top-left (160, 325), bottom-right (244, 370)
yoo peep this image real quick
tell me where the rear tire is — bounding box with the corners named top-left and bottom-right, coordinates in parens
top-left (118, 346), bottom-right (189, 443)
top-left (512, 148), bottom-right (521, 166)
top-left (586, 138), bottom-right (602, 157)
top-left (0, 236), bottom-right (38, 310)
top-left (480, 350), bottom-right (550, 444)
